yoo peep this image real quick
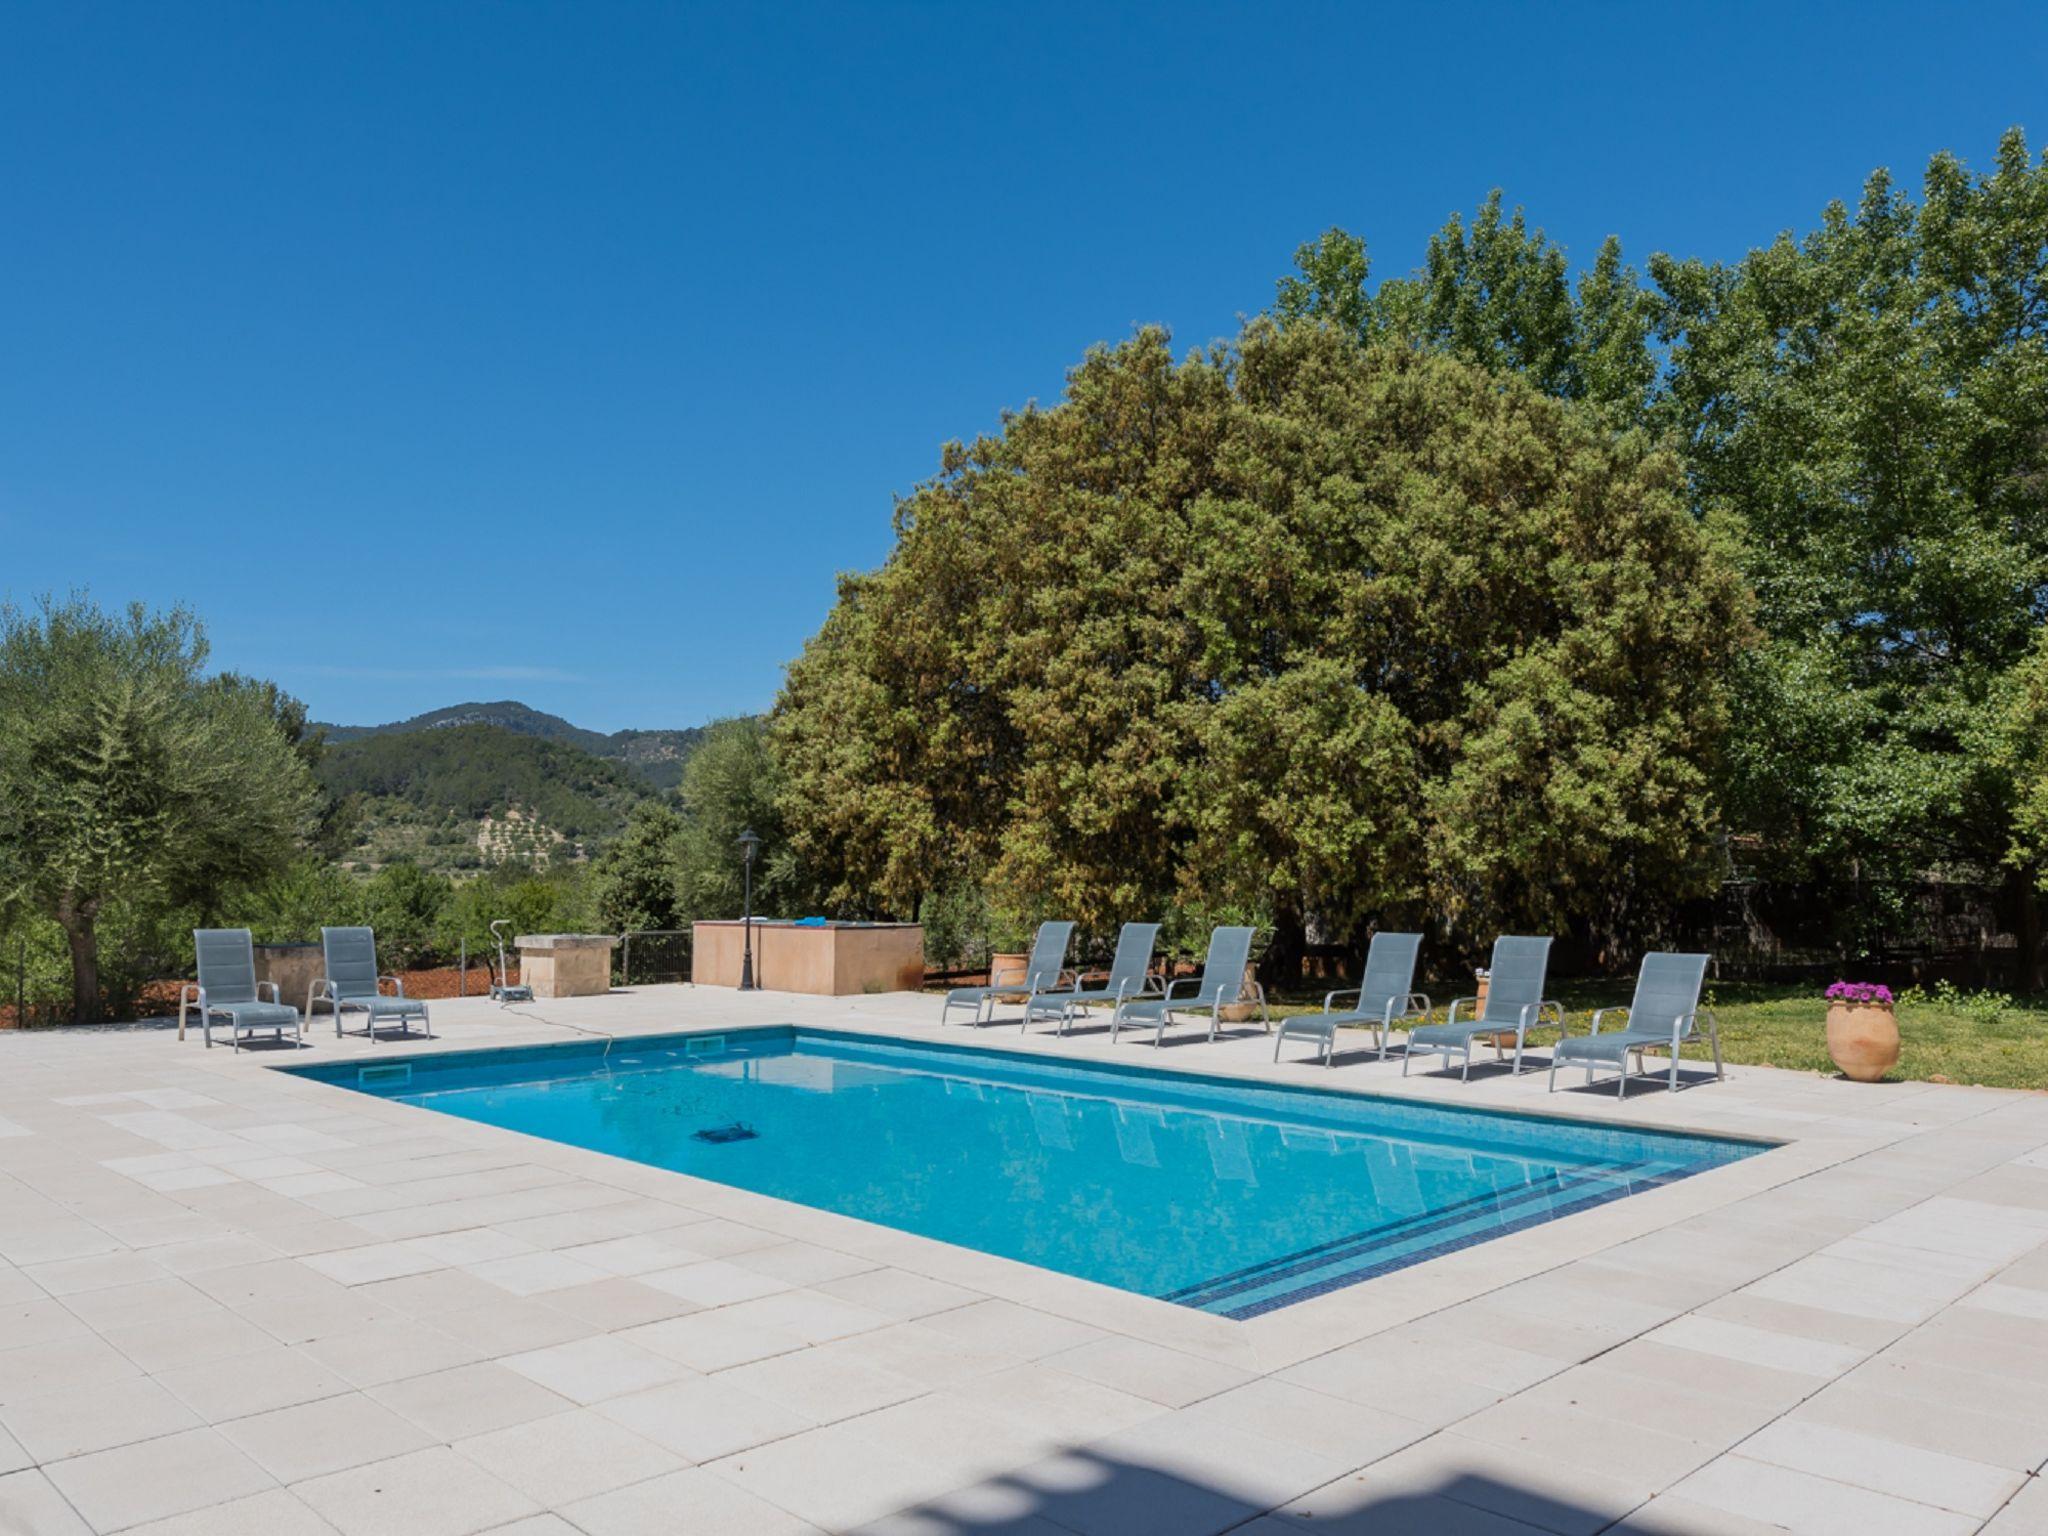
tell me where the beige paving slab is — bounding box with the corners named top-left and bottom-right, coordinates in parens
top-left (0, 1469), bottom-right (93, 1536)
top-left (454, 1407), bottom-right (685, 1505)
top-left (220, 1391), bottom-right (436, 1482)
top-left (6, 983), bottom-right (2048, 1534)
top-left (152, 1343), bottom-right (355, 1420)
top-left (368, 1360), bottom-right (576, 1441)
top-left (43, 1423), bottom-right (276, 1531)
top-left (0, 1373), bottom-right (201, 1462)
top-left (1668, 1452), bottom-right (1980, 1536)
top-left (499, 1333), bottom-right (691, 1404)
top-left (292, 1445), bottom-right (539, 1536)
top-left (559, 1466), bottom-right (826, 1535)
top-left (122, 1486), bottom-right (342, 1536)
top-left (1735, 1417), bottom-right (2025, 1518)
top-left (594, 1372), bottom-right (815, 1461)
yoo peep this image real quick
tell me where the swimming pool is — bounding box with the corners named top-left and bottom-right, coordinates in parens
top-left (291, 1029), bottom-right (1768, 1318)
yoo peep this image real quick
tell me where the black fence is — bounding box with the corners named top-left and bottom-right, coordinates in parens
top-left (616, 929), bottom-right (692, 987)
top-left (1679, 876), bottom-right (2025, 988)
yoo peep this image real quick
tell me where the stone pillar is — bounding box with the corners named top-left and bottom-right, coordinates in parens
top-left (254, 943), bottom-right (324, 1016)
top-left (515, 934), bottom-right (618, 999)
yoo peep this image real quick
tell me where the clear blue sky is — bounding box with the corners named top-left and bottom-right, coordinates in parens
top-left (4, 3), bottom-right (2044, 731)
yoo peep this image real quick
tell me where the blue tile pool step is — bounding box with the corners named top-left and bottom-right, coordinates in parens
top-left (284, 1026), bottom-right (1769, 1317)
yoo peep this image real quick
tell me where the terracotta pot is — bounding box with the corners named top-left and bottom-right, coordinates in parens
top-left (1826, 1001), bottom-right (1899, 1082)
top-left (1471, 970), bottom-right (1516, 1050)
top-left (1218, 964), bottom-right (1260, 1023)
top-left (988, 952), bottom-right (1029, 1003)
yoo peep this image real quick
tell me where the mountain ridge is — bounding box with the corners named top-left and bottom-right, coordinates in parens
top-left (314, 700), bottom-right (711, 790)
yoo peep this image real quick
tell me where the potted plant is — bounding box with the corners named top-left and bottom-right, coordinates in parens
top-left (985, 912), bottom-right (1035, 1002)
top-left (1824, 980), bottom-right (1898, 1082)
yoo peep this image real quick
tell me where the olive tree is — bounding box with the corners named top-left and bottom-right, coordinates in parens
top-left (0, 597), bottom-right (314, 1020)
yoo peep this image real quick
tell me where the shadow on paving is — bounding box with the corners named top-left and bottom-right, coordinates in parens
top-left (857, 1450), bottom-right (1632, 1535)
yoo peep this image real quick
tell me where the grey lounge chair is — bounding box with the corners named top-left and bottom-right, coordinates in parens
top-left (312, 927), bottom-right (432, 1042)
top-left (1404, 935), bottom-right (1561, 1080)
top-left (1274, 931), bottom-right (1429, 1065)
top-left (942, 921), bottom-right (1075, 1026)
top-left (1551, 952), bottom-right (1721, 1098)
top-left (181, 929), bottom-right (303, 1051)
top-left (1024, 922), bottom-right (1161, 1034)
top-left (1112, 925), bottom-right (1266, 1045)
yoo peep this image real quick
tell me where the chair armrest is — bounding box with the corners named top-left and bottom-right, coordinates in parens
top-left (1162, 977), bottom-right (1199, 1001)
top-left (1447, 996), bottom-right (1476, 1026)
top-left (256, 981), bottom-right (280, 1004)
top-left (1588, 1005), bottom-right (1628, 1037)
top-left (380, 975), bottom-right (406, 996)
top-left (1323, 986), bottom-right (1363, 1012)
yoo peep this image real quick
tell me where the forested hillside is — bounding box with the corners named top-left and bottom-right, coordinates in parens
top-left (315, 723), bottom-right (651, 871)
top-left (318, 700), bottom-right (710, 789)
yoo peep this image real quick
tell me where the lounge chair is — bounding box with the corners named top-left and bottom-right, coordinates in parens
top-left (1403, 935), bottom-right (1561, 1080)
top-left (942, 921), bottom-right (1075, 1026)
top-left (312, 926), bottom-right (432, 1042)
top-left (181, 929), bottom-right (303, 1051)
top-left (1112, 925), bottom-right (1265, 1045)
top-left (1551, 951), bottom-right (1720, 1098)
top-left (1274, 931), bottom-right (1428, 1065)
top-left (1023, 921), bottom-right (1161, 1034)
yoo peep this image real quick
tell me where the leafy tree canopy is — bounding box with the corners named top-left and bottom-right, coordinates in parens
top-left (0, 596), bottom-right (315, 1020)
top-left (1655, 131), bottom-right (2048, 919)
top-left (1280, 130), bottom-right (2048, 967)
top-left (774, 323), bottom-right (1751, 967)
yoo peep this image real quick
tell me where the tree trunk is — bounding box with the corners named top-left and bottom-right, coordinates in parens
top-left (2012, 866), bottom-right (2043, 995)
top-left (1263, 907), bottom-right (1306, 994)
top-left (55, 896), bottom-right (103, 1025)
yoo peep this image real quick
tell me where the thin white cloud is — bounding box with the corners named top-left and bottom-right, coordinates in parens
top-left (289, 664), bottom-right (586, 683)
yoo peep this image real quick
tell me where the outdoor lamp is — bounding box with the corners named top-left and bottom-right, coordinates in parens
top-left (737, 829), bottom-right (761, 990)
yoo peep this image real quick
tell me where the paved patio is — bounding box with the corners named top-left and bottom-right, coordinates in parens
top-left (1, 983), bottom-right (2045, 1535)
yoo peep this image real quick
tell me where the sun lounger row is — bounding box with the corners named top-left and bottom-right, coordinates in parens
top-left (946, 922), bottom-right (1722, 1098)
top-left (181, 926), bottom-right (431, 1050)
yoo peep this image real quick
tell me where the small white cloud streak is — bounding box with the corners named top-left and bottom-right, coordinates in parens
top-left (288, 664), bottom-right (587, 683)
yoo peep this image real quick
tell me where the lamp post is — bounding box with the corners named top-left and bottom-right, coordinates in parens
top-left (737, 828), bottom-right (761, 990)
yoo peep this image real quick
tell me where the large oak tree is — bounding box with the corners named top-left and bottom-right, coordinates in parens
top-left (774, 322), bottom-right (1751, 973)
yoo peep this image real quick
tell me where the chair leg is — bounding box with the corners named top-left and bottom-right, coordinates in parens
top-left (1548, 1053), bottom-right (1558, 1092)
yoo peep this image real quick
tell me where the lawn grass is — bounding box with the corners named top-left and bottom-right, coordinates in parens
top-left (1264, 978), bottom-right (2048, 1092)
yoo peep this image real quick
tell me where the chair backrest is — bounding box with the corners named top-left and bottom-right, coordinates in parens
top-left (1196, 926), bottom-right (1257, 999)
top-left (321, 927), bottom-right (383, 1000)
top-left (1024, 921), bottom-right (1076, 989)
top-left (194, 928), bottom-right (258, 1005)
top-left (1358, 932), bottom-right (1424, 1018)
top-left (1480, 935), bottom-right (1553, 1025)
top-left (1630, 952), bottom-right (1709, 1032)
top-left (1104, 923), bottom-right (1162, 993)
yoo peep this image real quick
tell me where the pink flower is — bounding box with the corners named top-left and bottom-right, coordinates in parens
top-left (1825, 980), bottom-right (1892, 1006)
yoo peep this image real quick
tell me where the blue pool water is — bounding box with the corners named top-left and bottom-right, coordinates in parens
top-left (291, 1029), bottom-right (1767, 1318)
